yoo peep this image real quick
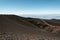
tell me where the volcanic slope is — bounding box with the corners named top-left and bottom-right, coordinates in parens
top-left (45, 19), bottom-right (60, 26)
top-left (26, 18), bottom-right (60, 32)
top-left (0, 15), bottom-right (60, 40)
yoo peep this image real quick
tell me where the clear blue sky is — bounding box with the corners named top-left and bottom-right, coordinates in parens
top-left (0, 0), bottom-right (60, 18)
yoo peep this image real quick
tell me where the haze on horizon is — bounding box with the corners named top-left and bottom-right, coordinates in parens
top-left (0, 0), bottom-right (60, 19)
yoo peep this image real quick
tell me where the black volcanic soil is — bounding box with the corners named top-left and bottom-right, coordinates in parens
top-left (0, 15), bottom-right (60, 40)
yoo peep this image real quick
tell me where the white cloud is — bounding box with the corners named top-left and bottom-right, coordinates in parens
top-left (0, 10), bottom-right (60, 15)
top-left (21, 10), bottom-right (60, 15)
top-left (0, 10), bottom-right (23, 15)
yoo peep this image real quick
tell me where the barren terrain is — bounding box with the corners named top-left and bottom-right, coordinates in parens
top-left (0, 15), bottom-right (60, 40)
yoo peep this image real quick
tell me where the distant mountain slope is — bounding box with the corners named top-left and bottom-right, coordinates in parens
top-left (26, 17), bottom-right (60, 32)
top-left (0, 15), bottom-right (60, 40)
top-left (45, 19), bottom-right (60, 26)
